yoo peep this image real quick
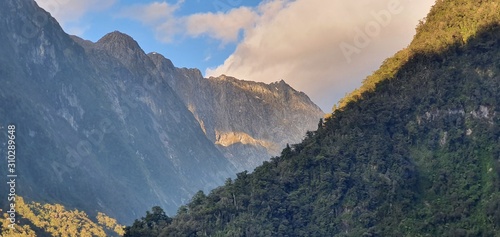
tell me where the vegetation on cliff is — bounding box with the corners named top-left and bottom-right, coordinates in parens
top-left (125, 0), bottom-right (500, 236)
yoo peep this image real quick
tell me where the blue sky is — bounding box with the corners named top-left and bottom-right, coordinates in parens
top-left (35, 0), bottom-right (436, 111)
top-left (44, 0), bottom-right (261, 71)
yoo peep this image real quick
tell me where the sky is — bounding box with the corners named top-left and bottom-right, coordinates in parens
top-left (34, 0), bottom-right (435, 112)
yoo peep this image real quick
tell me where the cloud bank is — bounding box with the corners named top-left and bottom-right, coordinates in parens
top-left (119, 0), bottom-right (434, 111)
top-left (117, 1), bottom-right (184, 43)
top-left (185, 7), bottom-right (257, 44)
top-left (205, 0), bottom-right (436, 111)
top-left (38, 0), bottom-right (436, 111)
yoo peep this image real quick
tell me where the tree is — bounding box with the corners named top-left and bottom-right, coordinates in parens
top-left (124, 206), bottom-right (171, 237)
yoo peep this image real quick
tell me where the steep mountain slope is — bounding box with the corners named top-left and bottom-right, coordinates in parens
top-left (337, 0), bottom-right (500, 109)
top-left (125, 1), bottom-right (500, 236)
top-left (0, 0), bottom-right (236, 224)
top-left (149, 53), bottom-right (324, 171)
top-left (0, 0), bottom-right (324, 226)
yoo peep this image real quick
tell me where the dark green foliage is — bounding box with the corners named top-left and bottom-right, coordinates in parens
top-left (125, 1), bottom-right (500, 236)
top-left (124, 206), bottom-right (172, 237)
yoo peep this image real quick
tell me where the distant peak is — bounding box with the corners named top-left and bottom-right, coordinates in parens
top-left (94, 31), bottom-right (149, 67)
top-left (271, 79), bottom-right (290, 87)
top-left (100, 30), bottom-right (132, 40)
top-left (147, 52), bottom-right (175, 71)
top-left (96, 31), bottom-right (142, 52)
top-left (209, 74), bottom-right (234, 81)
top-left (178, 67), bottom-right (204, 79)
top-left (147, 52), bottom-right (165, 59)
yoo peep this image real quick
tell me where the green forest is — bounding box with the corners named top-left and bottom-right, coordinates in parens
top-left (1, 197), bottom-right (124, 237)
top-left (125, 0), bottom-right (500, 236)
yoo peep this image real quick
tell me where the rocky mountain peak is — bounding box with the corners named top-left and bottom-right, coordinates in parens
top-left (271, 79), bottom-right (294, 90)
top-left (95, 31), bottom-right (151, 69)
top-left (148, 52), bottom-right (175, 72)
top-left (177, 67), bottom-right (204, 80)
top-left (161, 69), bottom-right (324, 171)
top-left (275, 79), bottom-right (287, 85)
top-left (93, 31), bottom-right (167, 76)
top-left (97, 31), bottom-right (141, 52)
top-left (0, 1), bottom-right (239, 224)
top-left (216, 74), bottom-right (229, 80)
top-left (0, 0), bottom-right (325, 226)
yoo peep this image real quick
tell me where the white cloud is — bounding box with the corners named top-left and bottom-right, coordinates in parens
top-left (39, 0), bottom-right (435, 111)
top-left (118, 1), bottom-right (181, 24)
top-left (206, 0), bottom-right (436, 111)
top-left (35, 0), bottom-right (116, 35)
top-left (117, 1), bottom-right (183, 43)
top-left (186, 7), bottom-right (257, 44)
top-left (117, 1), bottom-right (257, 44)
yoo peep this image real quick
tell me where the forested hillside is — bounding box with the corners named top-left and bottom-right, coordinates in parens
top-left (125, 0), bottom-right (500, 236)
top-left (337, 0), bottom-right (500, 109)
top-left (1, 197), bottom-right (124, 237)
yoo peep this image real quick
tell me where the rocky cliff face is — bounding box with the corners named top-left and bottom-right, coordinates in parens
top-left (149, 53), bottom-right (324, 171)
top-left (0, 0), bottom-right (324, 224)
top-left (0, 0), bottom-right (235, 224)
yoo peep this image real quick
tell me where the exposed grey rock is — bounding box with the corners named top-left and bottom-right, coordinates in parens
top-left (149, 53), bottom-right (325, 171)
top-left (0, 0), bottom-right (324, 225)
top-left (0, 0), bottom-right (235, 224)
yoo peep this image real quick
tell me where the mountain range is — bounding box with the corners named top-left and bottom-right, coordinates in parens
top-left (123, 0), bottom-right (500, 236)
top-left (0, 0), bottom-right (323, 226)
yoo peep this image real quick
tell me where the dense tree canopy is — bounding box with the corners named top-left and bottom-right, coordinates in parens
top-left (126, 0), bottom-right (500, 236)
top-left (1, 197), bottom-right (124, 237)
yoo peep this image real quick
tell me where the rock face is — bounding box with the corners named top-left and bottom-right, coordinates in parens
top-left (0, 0), bottom-right (235, 224)
top-left (149, 53), bottom-right (324, 171)
top-left (0, 0), bottom-right (324, 224)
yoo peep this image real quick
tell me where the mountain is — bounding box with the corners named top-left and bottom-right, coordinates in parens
top-left (0, 0), bottom-right (323, 226)
top-left (148, 53), bottom-right (324, 171)
top-left (125, 0), bottom-right (500, 236)
top-left (0, 0), bottom-right (236, 223)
